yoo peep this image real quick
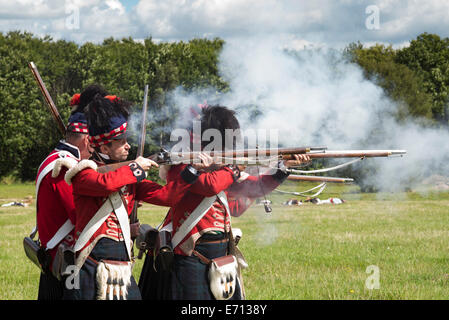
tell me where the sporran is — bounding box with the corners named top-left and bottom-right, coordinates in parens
top-left (208, 255), bottom-right (239, 300)
top-left (95, 259), bottom-right (132, 300)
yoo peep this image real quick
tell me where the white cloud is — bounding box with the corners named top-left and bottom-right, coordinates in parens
top-left (132, 0), bottom-right (449, 47)
top-left (105, 0), bottom-right (125, 14)
top-left (0, 0), bottom-right (448, 45)
top-left (133, 0), bottom-right (328, 39)
top-left (0, 0), bottom-right (135, 43)
top-left (0, 0), bottom-right (63, 19)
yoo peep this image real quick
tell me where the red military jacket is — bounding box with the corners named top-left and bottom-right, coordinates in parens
top-left (162, 164), bottom-right (288, 256)
top-left (67, 159), bottom-right (195, 266)
top-left (36, 141), bottom-right (81, 265)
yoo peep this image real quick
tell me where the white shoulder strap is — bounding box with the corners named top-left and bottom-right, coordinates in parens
top-left (74, 192), bottom-right (131, 259)
top-left (171, 191), bottom-right (227, 249)
top-left (74, 194), bottom-right (115, 252)
top-left (35, 151), bottom-right (72, 200)
top-left (46, 219), bottom-right (74, 249)
top-left (112, 193), bottom-right (132, 259)
top-left (31, 151), bottom-right (73, 240)
top-left (216, 191), bottom-right (230, 218)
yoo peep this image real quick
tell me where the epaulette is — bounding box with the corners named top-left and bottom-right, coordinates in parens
top-left (64, 159), bottom-right (98, 185)
top-left (51, 157), bottom-right (79, 179)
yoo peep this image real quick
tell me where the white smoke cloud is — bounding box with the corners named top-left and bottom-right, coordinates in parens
top-left (218, 37), bottom-right (389, 148)
top-left (165, 36), bottom-right (449, 192)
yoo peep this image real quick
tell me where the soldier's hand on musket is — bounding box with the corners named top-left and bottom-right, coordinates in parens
top-left (135, 156), bottom-right (159, 171)
top-left (283, 154), bottom-right (311, 168)
top-left (192, 152), bottom-right (214, 171)
top-left (192, 152), bottom-right (226, 172)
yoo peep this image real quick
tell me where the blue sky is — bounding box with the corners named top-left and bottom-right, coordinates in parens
top-left (0, 0), bottom-right (448, 48)
top-left (122, 0), bottom-right (139, 12)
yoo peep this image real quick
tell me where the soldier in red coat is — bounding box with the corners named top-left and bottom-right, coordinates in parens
top-left (35, 100), bottom-right (93, 300)
top-left (139, 105), bottom-right (310, 300)
top-left (63, 94), bottom-right (201, 300)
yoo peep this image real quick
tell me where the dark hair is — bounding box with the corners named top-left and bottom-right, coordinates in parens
top-left (200, 105), bottom-right (241, 150)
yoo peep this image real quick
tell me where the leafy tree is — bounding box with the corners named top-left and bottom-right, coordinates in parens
top-left (345, 42), bottom-right (434, 122)
top-left (395, 33), bottom-right (449, 124)
top-left (0, 32), bottom-right (74, 180)
top-left (83, 37), bottom-right (149, 103)
top-left (5, 30), bottom-right (446, 185)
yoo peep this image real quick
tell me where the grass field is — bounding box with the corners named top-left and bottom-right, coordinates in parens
top-left (0, 181), bottom-right (448, 300)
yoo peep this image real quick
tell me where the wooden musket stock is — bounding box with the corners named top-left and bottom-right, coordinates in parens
top-left (28, 62), bottom-right (66, 135)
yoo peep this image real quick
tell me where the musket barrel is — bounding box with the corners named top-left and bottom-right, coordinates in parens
top-left (283, 149), bottom-right (407, 159)
top-left (131, 84), bottom-right (150, 227)
top-left (28, 62), bottom-right (66, 135)
top-left (389, 150), bottom-right (408, 156)
top-left (136, 84), bottom-right (149, 158)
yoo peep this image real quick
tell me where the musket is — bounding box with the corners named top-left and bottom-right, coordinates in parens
top-left (96, 146), bottom-right (328, 173)
top-left (28, 62), bottom-right (66, 135)
top-left (287, 175), bottom-right (354, 183)
top-left (155, 148), bottom-right (406, 163)
top-left (97, 147), bottom-right (407, 174)
top-left (130, 84), bottom-right (149, 226)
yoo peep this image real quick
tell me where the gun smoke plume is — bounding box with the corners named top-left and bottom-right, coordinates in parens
top-left (127, 37), bottom-right (449, 247)
top-left (151, 36), bottom-right (448, 195)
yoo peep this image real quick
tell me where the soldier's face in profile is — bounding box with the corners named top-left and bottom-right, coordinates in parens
top-left (101, 138), bottom-right (130, 161)
top-left (80, 134), bottom-right (94, 160)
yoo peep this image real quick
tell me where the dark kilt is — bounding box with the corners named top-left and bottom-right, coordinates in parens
top-left (139, 233), bottom-right (242, 300)
top-left (37, 271), bottom-right (64, 300)
top-left (63, 238), bottom-right (141, 300)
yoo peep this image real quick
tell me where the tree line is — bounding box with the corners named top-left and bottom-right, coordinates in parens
top-left (0, 31), bottom-right (225, 181)
top-left (0, 31), bottom-right (448, 184)
top-left (345, 33), bottom-right (449, 124)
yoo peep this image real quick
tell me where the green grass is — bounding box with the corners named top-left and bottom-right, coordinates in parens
top-left (0, 182), bottom-right (35, 201)
top-left (1, 182), bottom-right (448, 300)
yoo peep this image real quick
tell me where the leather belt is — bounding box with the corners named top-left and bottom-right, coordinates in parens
top-left (196, 238), bottom-right (229, 245)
